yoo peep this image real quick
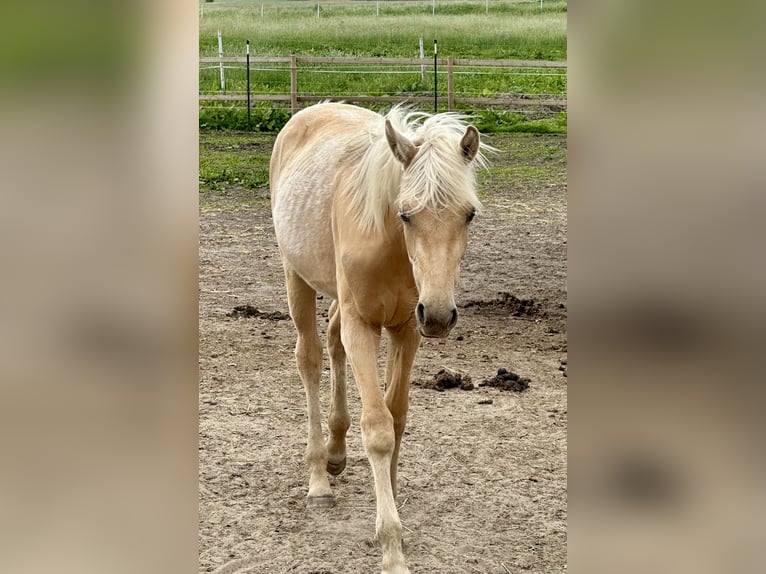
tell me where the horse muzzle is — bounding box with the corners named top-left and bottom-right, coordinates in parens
top-left (416, 302), bottom-right (458, 338)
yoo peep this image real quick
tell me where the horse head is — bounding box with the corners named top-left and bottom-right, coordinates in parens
top-left (385, 116), bottom-right (484, 338)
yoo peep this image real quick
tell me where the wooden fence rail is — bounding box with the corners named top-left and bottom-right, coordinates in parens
top-left (199, 55), bottom-right (567, 113)
top-left (200, 56), bottom-right (568, 67)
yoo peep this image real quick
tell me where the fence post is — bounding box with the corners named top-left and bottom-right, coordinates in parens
top-left (217, 29), bottom-right (225, 91)
top-left (447, 56), bottom-right (455, 112)
top-left (246, 40), bottom-right (251, 129)
top-left (419, 37), bottom-right (425, 82)
top-left (290, 55), bottom-right (298, 114)
top-left (433, 40), bottom-right (438, 113)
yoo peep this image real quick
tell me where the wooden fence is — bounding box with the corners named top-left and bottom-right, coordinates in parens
top-left (199, 56), bottom-right (567, 113)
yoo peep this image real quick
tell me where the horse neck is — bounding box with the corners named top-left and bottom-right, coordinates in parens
top-left (377, 209), bottom-right (413, 272)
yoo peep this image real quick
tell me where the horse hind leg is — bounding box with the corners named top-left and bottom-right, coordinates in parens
top-left (284, 268), bottom-right (334, 509)
top-left (326, 300), bottom-right (350, 475)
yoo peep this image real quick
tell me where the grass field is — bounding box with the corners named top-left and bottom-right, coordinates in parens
top-left (199, 0), bottom-right (567, 60)
top-left (199, 129), bottom-right (566, 192)
top-left (199, 0), bottom-right (567, 132)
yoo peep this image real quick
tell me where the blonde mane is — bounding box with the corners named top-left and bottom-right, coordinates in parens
top-left (343, 106), bottom-right (491, 232)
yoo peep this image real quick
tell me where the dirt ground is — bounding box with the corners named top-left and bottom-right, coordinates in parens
top-left (199, 132), bottom-right (567, 573)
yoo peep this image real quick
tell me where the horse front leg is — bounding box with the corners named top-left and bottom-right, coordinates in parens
top-left (284, 269), bottom-right (334, 509)
top-left (384, 320), bottom-right (420, 501)
top-left (340, 310), bottom-right (409, 574)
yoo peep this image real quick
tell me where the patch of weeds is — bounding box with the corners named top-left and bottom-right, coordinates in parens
top-left (199, 155), bottom-right (270, 190)
top-left (200, 102), bottom-right (291, 132)
top-left (475, 109), bottom-right (566, 135)
top-left (199, 134), bottom-right (272, 191)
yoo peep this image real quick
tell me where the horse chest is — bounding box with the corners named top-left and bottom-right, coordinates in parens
top-left (339, 247), bottom-right (416, 326)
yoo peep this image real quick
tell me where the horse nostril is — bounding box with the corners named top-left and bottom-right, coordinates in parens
top-left (416, 303), bottom-right (425, 324)
top-left (449, 307), bottom-right (458, 329)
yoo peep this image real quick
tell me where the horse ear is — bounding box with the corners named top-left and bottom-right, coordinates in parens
top-left (460, 125), bottom-right (480, 162)
top-left (385, 119), bottom-right (418, 167)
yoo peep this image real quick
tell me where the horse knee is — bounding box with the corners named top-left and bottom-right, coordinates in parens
top-left (361, 411), bottom-right (395, 456)
top-left (295, 335), bottom-right (322, 374)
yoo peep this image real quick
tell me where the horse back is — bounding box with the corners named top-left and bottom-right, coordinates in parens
top-left (270, 104), bottom-right (379, 299)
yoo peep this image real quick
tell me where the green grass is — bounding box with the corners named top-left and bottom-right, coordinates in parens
top-left (199, 131), bottom-right (567, 200)
top-left (478, 133), bottom-right (567, 190)
top-left (199, 62), bottom-right (566, 101)
top-left (486, 134), bottom-right (567, 163)
top-left (474, 109), bottom-right (566, 134)
top-left (199, 0), bottom-right (567, 133)
top-left (200, 2), bottom-right (567, 60)
top-left (200, 103), bottom-right (565, 134)
top-left (199, 131), bottom-right (274, 190)
top-left (199, 102), bottom-right (291, 131)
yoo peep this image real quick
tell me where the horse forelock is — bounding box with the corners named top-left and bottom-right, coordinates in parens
top-left (399, 116), bottom-right (489, 218)
top-left (344, 105), bottom-right (490, 233)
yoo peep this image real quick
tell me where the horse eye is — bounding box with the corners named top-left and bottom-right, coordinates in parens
top-left (399, 212), bottom-right (410, 224)
top-left (466, 209), bottom-right (476, 223)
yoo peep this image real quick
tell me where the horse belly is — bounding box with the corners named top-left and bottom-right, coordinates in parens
top-left (272, 160), bottom-right (338, 299)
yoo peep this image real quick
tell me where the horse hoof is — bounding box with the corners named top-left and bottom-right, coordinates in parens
top-left (306, 494), bottom-right (335, 509)
top-left (326, 456), bottom-right (347, 476)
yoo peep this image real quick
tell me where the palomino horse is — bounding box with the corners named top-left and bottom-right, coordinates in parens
top-left (270, 102), bottom-right (488, 574)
